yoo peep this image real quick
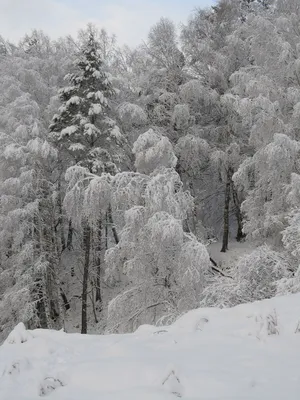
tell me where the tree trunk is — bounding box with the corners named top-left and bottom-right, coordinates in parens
top-left (67, 219), bottom-right (75, 277)
top-left (176, 160), bottom-right (197, 234)
top-left (67, 219), bottom-right (73, 250)
top-left (90, 284), bottom-right (99, 324)
top-left (95, 219), bottom-right (102, 305)
top-left (57, 176), bottom-right (66, 252)
top-left (35, 280), bottom-right (49, 329)
top-left (39, 187), bottom-right (63, 330)
top-left (107, 204), bottom-right (119, 244)
top-left (105, 212), bottom-right (108, 250)
top-left (221, 168), bottom-right (232, 253)
top-left (32, 212), bottom-right (48, 329)
top-left (81, 223), bottom-right (91, 334)
top-left (60, 288), bottom-right (70, 311)
top-left (231, 181), bottom-right (245, 242)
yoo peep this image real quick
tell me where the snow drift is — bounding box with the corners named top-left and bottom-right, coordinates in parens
top-left (1, 293), bottom-right (300, 399)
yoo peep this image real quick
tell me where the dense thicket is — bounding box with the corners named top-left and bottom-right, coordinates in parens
top-left (1, 0), bottom-right (300, 338)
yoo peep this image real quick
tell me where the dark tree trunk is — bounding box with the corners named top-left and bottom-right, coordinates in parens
top-left (35, 281), bottom-right (48, 329)
top-left (57, 177), bottom-right (66, 252)
top-left (95, 219), bottom-right (102, 305)
top-left (67, 220), bottom-right (75, 277)
top-left (108, 204), bottom-right (119, 244)
top-left (60, 288), bottom-right (70, 311)
top-left (231, 181), bottom-right (245, 242)
top-left (90, 284), bottom-right (99, 324)
top-left (221, 168), bottom-right (232, 253)
top-left (105, 212), bottom-right (108, 250)
top-left (81, 224), bottom-right (91, 334)
top-left (67, 219), bottom-right (73, 250)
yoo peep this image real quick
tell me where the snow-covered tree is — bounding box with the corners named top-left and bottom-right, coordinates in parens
top-left (105, 129), bottom-right (210, 332)
top-left (201, 245), bottom-right (289, 307)
top-left (0, 34), bottom-right (75, 341)
top-left (50, 29), bottom-right (125, 334)
top-left (2, 0), bottom-right (300, 340)
top-left (50, 31), bottom-right (123, 174)
top-left (234, 134), bottom-right (300, 241)
top-left (211, 142), bottom-right (244, 251)
top-left (0, 81), bottom-right (62, 340)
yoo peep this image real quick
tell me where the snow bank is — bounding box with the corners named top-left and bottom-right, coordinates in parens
top-left (1, 293), bottom-right (300, 399)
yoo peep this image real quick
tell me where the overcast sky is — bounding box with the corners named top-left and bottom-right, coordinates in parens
top-left (0, 0), bottom-right (216, 46)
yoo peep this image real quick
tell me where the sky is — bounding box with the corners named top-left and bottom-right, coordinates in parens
top-left (0, 0), bottom-right (216, 47)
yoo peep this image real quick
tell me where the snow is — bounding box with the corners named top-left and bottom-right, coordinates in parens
top-left (87, 91), bottom-right (107, 105)
top-left (66, 96), bottom-right (81, 106)
top-left (208, 240), bottom-right (255, 270)
top-left (110, 125), bottom-right (122, 140)
top-left (1, 293), bottom-right (300, 399)
top-left (88, 103), bottom-right (102, 115)
top-left (61, 126), bottom-right (78, 136)
top-left (68, 143), bottom-right (86, 152)
top-left (84, 123), bottom-right (98, 136)
top-left (92, 70), bottom-right (101, 79)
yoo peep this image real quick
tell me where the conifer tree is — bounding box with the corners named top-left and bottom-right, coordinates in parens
top-left (50, 29), bottom-right (122, 174)
top-left (50, 28), bottom-right (124, 334)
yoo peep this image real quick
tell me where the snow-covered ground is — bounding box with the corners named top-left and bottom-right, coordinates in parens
top-left (208, 240), bottom-right (255, 270)
top-left (1, 294), bottom-right (300, 400)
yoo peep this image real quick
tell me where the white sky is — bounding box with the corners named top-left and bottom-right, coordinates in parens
top-left (0, 0), bottom-right (216, 46)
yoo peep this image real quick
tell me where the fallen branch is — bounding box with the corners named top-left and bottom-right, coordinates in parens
top-left (209, 257), bottom-right (232, 278)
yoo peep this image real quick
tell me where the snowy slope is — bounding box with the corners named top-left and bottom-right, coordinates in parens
top-left (1, 294), bottom-right (300, 400)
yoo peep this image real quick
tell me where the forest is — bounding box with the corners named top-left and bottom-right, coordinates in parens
top-left (0, 0), bottom-right (300, 341)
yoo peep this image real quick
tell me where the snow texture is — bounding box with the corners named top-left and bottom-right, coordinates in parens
top-left (1, 293), bottom-right (300, 399)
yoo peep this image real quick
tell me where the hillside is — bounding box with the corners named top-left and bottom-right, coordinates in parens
top-left (1, 293), bottom-right (300, 400)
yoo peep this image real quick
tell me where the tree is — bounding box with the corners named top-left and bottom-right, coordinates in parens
top-left (0, 90), bottom-right (62, 339)
top-left (212, 142), bottom-right (244, 251)
top-left (201, 245), bottom-right (289, 307)
top-left (234, 134), bottom-right (300, 242)
top-left (105, 129), bottom-right (210, 332)
top-left (50, 29), bottom-right (124, 334)
top-left (179, 3), bottom-right (252, 248)
top-left (147, 18), bottom-right (184, 72)
top-left (0, 34), bottom-right (74, 341)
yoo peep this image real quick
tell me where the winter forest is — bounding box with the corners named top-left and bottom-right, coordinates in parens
top-left (1, 0), bottom-right (300, 341)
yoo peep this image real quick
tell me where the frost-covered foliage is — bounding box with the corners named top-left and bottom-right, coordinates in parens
top-left (50, 30), bottom-right (124, 174)
top-left (133, 128), bottom-right (177, 174)
top-left (0, 40), bottom-right (67, 340)
top-left (171, 104), bottom-right (190, 131)
top-left (202, 246), bottom-right (289, 308)
top-left (3, 0), bottom-right (300, 339)
top-left (175, 135), bottom-right (210, 174)
top-left (211, 142), bottom-right (241, 182)
top-left (117, 102), bottom-right (147, 129)
top-left (235, 134), bottom-right (300, 240)
top-left (275, 173), bottom-right (300, 295)
top-left (63, 165), bottom-right (113, 228)
top-left (106, 131), bottom-right (209, 332)
top-left (280, 173), bottom-right (300, 261)
top-left (277, 266), bottom-right (300, 296)
top-left (179, 80), bottom-right (220, 125)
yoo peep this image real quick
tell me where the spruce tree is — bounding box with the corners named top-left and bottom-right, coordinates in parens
top-left (50, 30), bottom-right (122, 174)
top-left (50, 29), bottom-right (124, 334)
